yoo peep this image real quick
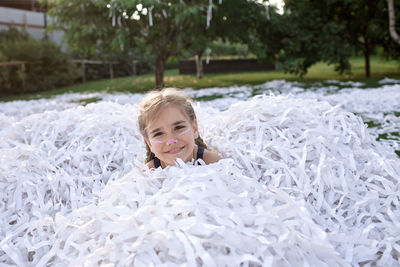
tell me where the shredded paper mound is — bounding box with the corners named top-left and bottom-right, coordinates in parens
top-left (1, 81), bottom-right (400, 266)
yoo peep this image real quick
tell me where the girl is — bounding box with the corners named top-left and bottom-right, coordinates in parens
top-left (138, 88), bottom-right (221, 169)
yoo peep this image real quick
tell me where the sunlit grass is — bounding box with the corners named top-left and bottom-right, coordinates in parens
top-left (1, 56), bottom-right (399, 101)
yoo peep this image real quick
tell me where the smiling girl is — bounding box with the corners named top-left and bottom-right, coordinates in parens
top-left (137, 88), bottom-right (221, 169)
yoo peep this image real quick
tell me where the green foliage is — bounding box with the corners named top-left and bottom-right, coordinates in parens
top-left (0, 26), bottom-right (30, 44)
top-left (47, 0), bottom-right (272, 87)
top-left (252, 1), bottom-right (351, 76)
top-left (48, 0), bottom-right (217, 87)
top-left (185, 0), bottom-right (267, 57)
top-left (376, 1), bottom-right (400, 60)
top-left (47, 0), bottom-right (153, 79)
top-left (0, 27), bottom-right (80, 96)
top-left (208, 40), bottom-right (250, 58)
top-left (45, 0), bottom-right (400, 84)
top-left (253, 0), bottom-right (399, 77)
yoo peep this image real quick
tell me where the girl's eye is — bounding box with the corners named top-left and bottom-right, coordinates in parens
top-left (153, 132), bottom-right (163, 137)
top-left (175, 125), bottom-right (185, 130)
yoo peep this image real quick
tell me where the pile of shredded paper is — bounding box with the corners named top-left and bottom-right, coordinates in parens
top-left (1, 80), bottom-right (400, 266)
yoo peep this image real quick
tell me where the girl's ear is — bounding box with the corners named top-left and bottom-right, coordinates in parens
top-left (192, 120), bottom-right (199, 139)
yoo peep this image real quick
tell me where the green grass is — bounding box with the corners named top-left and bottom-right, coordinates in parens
top-left (1, 56), bottom-right (399, 102)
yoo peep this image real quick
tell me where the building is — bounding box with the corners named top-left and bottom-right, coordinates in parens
top-left (0, 0), bottom-right (42, 11)
top-left (0, 0), bottom-right (63, 45)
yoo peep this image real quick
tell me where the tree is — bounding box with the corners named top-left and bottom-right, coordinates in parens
top-left (46, 0), bottom-right (150, 71)
top-left (48, 0), bottom-right (218, 89)
top-left (387, 0), bottom-right (400, 45)
top-left (253, 1), bottom-right (351, 76)
top-left (186, 0), bottom-right (269, 78)
top-left (332, 0), bottom-right (389, 77)
top-left (255, 0), bottom-right (396, 77)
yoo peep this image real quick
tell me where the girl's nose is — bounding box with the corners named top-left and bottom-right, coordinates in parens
top-left (168, 139), bottom-right (177, 145)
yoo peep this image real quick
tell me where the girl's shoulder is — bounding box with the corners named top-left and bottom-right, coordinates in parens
top-left (203, 149), bottom-right (221, 164)
top-left (146, 160), bottom-right (155, 169)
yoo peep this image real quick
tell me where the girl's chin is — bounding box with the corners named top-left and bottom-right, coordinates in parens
top-left (159, 146), bottom-right (195, 165)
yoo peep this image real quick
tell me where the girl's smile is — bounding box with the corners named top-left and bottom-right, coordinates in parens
top-left (165, 146), bottom-right (184, 154)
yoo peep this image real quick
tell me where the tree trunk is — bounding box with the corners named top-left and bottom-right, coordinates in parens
top-left (195, 50), bottom-right (204, 79)
top-left (155, 55), bottom-right (166, 90)
top-left (387, 0), bottom-right (400, 45)
top-left (363, 41), bottom-right (371, 78)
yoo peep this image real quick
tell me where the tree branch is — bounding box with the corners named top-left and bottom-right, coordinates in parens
top-left (387, 0), bottom-right (400, 45)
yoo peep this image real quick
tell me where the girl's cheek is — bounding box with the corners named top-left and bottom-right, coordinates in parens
top-left (150, 140), bottom-right (164, 145)
top-left (153, 142), bottom-right (164, 149)
top-left (176, 128), bottom-right (191, 137)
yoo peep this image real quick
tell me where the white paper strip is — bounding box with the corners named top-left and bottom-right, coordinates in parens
top-left (0, 80), bottom-right (399, 266)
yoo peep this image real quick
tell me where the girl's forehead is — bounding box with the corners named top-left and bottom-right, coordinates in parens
top-left (147, 104), bottom-right (190, 128)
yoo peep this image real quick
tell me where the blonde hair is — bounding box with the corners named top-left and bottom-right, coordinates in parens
top-left (137, 88), bottom-right (208, 163)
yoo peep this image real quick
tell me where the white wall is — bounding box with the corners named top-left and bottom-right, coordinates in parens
top-left (0, 6), bottom-right (63, 46)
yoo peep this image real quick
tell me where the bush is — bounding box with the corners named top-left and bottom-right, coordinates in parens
top-left (0, 27), bottom-right (80, 96)
top-left (208, 40), bottom-right (250, 59)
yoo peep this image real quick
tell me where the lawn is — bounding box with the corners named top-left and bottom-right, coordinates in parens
top-left (1, 56), bottom-right (399, 101)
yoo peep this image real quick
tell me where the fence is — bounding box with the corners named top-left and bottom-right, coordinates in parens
top-left (73, 59), bottom-right (144, 82)
top-left (0, 61), bottom-right (28, 89)
top-left (0, 59), bottom-right (141, 85)
top-left (72, 59), bottom-right (118, 82)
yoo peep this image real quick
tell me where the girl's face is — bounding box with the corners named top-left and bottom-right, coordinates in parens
top-left (145, 104), bottom-right (199, 167)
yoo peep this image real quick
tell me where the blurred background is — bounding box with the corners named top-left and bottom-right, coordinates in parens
top-left (0, 0), bottom-right (399, 98)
